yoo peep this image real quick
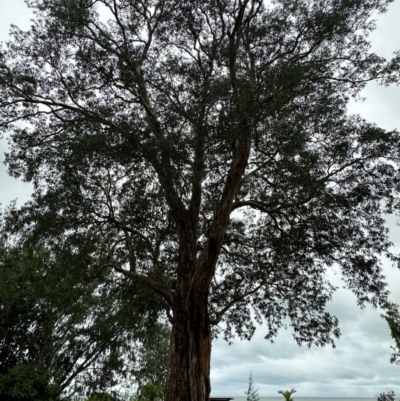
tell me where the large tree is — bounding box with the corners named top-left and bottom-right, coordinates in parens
top-left (1, 0), bottom-right (400, 400)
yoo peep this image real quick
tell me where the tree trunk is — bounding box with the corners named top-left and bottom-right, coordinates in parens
top-left (164, 286), bottom-right (212, 401)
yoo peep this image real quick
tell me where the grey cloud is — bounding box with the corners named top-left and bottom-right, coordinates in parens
top-left (211, 280), bottom-right (400, 397)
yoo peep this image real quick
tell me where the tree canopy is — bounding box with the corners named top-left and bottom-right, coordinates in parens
top-left (1, 0), bottom-right (400, 400)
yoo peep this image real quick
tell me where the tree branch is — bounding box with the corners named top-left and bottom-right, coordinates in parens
top-left (103, 263), bottom-right (174, 305)
top-left (209, 283), bottom-right (263, 325)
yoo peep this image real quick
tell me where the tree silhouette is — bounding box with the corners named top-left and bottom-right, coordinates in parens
top-left (245, 371), bottom-right (260, 401)
top-left (1, 0), bottom-right (400, 400)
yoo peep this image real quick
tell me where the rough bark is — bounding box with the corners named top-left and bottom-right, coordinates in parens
top-left (163, 122), bottom-right (252, 401)
top-left (164, 204), bottom-right (212, 401)
top-left (164, 284), bottom-right (212, 401)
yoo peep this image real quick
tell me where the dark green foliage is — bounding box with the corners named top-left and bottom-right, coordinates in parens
top-left (86, 392), bottom-right (117, 401)
top-left (0, 363), bottom-right (58, 401)
top-left (381, 303), bottom-right (400, 364)
top-left (0, 221), bottom-right (167, 398)
top-left (134, 383), bottom-right (164, 401)
top-left (132, 324), bottom-right (170, 393)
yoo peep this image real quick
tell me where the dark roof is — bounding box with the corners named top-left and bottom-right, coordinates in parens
top-left (210, 398), bottom-right (234, 401)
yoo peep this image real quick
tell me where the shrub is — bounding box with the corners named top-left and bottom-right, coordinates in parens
top-left (0, 363), bottom-right (59, 401)
top-left (86, 392), bottom-right (117, 401)
top-left (132, 383), bottom-right (164, 401)
top-left (377, 390), bottom-right (396, 401)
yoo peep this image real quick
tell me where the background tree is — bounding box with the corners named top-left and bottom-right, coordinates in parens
top-left (1, 1), bottom-right (400, 401)
top-left (133, 383), bottom-right (164, 401)
top-left (131, 323), bottom-right (170, 395)
top-left (0, 363), bottom-right (57, 401)
top-left (376, 390), bottom-right (396, 401)
top-left (278, 389), bottom-right (297, 401)
top-left (0, 213), bottom-right (167, 400)
top-left (86, 392), bottom-right (117, 401)
top-left (245, 372), bottom-right (259, 401)
top-left (0, 231), bottom-right (62, 401)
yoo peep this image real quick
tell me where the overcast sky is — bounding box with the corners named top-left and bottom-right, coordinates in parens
top-left (1, 0), bottom-right (400, 398)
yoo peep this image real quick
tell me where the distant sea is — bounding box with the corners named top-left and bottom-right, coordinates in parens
top-left (213, 397), bottom-right (379, 401)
